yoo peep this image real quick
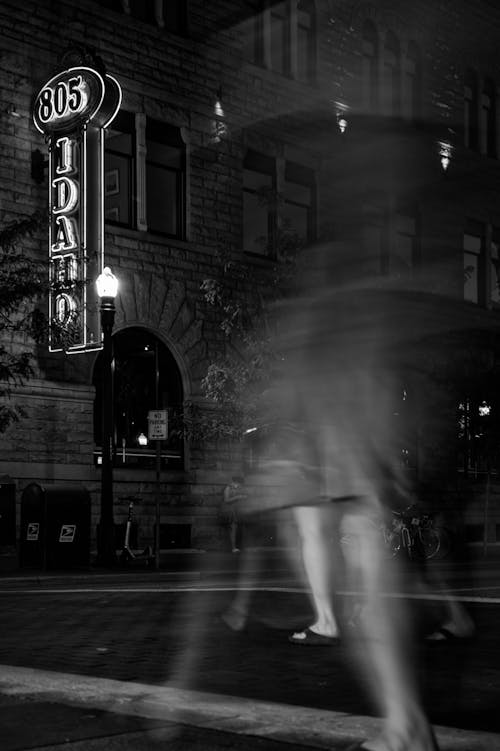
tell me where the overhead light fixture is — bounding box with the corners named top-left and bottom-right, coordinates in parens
top-left (337, 116), bottom-right (348, 133)
top-left (438, 140), bottom-right (453, 171)
top-left (7, 104), bottom-right (21, 118)
top-left (333, 100), bottom-right (349, 134)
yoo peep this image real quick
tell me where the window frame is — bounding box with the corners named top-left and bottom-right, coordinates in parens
top-left (104, 112), bottom-right (186, 239)
top-left (243, 149), bottom-right (277, 258)
top-left (104, 111), bottom-right (137, 229)
top-left (403, 41), bottom-right (422, 121)
top-left (463, 220), bottom-right (486, 306)
top-left (480, 78), bottom-right (497, 158)
top-left (243, 0), bottom-right (317, 83)
top-left (382, 31), bottom-right (401, 117)
top-left (145, 119), bottom-right (186, 239)
top-left (362, 20), bottom-right (379, 112)
top-left (283, 159), bottom-right (316, 243)
top-left (464, 69), bottom-right (479, 150)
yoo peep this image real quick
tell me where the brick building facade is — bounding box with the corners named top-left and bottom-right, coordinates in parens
top-left (2, 0), bottom-right (500, 557)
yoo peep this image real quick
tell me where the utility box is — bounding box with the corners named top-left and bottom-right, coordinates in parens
top-left (20, 483), bottom-right (91, 569)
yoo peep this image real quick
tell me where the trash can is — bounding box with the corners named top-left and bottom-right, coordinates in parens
top-left (0, 476), bottom-right (16, 547)
top-left (0, 476), bottom-right (18, 571)
top-left (20, 483), bottom-right (91, 569)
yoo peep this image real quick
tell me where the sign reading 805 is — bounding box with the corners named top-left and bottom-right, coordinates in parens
top-left (37, 75), bottom-right (88, 125)
top-left (33, 66), bottom-right (106, 135)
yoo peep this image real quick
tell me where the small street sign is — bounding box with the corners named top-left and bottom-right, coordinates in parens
top-left (27, 523), bottom-right (39, 541)
top-left (59, 524), bottom-right (76, 543)
top-left (148, 410), bottom-right (168, 440)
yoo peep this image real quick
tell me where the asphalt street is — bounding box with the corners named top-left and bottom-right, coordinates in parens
top-left (0, 549), bottom-right (499, 750)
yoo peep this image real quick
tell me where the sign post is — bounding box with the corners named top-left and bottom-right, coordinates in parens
top-left (148, 410), bottom-right (168, 570)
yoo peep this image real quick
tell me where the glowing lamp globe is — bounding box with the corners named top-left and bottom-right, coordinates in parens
top-left (96, 267), bottom-right (119, 299)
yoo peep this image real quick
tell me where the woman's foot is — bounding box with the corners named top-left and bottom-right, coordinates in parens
top-left (345, 734), bottom-right (439, 751)
top-left (426, 617), bottom-right (475, 642)
top-left (289, 623), bottom-right (340, 645)
top-left (345, 725), bottom-right (439, 750)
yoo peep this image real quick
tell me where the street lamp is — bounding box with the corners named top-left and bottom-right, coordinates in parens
top-left (96, 267), bottom-right (119, 566)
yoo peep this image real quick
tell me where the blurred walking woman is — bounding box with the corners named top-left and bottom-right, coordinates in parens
top-left (250, 240), bottom-right (440, 751)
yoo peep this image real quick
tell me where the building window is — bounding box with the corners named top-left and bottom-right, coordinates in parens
top-left (458, 394), bottom-right (500, 477)
top-left (146, 120), bottom-right (185, 237)
top-left (270, 1), bottom-right (290, 75)
top-left (283, 161), bottom-right (315, 242)
top-left (243, 0), bottom-right (316, 82)
top-left (243, 0), bottom-right (264, 64)
top-left (480, 78), bottom-right (497, 158)
top-left (297, 0), bottom-right (315, 84)
top-left (243, 149), bottom-right (316, 257)
top-left (403, 41), bottom-right (422, 121)
top-left (104, 113), bottom-right (186, 238)
top-left (243, 150), bottom-right (275, 256)
top-left (464, 69), bottom-right (479, 150)
top-left (464, 220), bottom-right (485, 305)
top-left (362, 20), bottom-right (378, 112)
top-left (462, 219), bottom-right (500, 307)
top-left (93, 328), bottom-right (184, 469)
top-left (123, 0), bottom-right (186, 33)
top-left (491, 227), bottom-right (500, 305)
top-left (104, 111), bottom-right (136, 227)
top-left (382, 31), bottom-right (401, 116)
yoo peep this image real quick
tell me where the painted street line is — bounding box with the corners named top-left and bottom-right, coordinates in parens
top-left (0, 585), bottom-right (499, 604)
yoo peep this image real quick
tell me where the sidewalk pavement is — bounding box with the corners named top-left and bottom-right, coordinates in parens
top-left (0, 549), bottom-right (498, 751)
top-left (0, 663), bottom-right (497, 751)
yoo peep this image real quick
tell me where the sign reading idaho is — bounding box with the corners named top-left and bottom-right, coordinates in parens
top-left (33, 66), bottom-right (122, 352)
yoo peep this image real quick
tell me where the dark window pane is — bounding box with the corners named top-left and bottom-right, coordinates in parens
top-left (104, 111), bottom-right (135, 227)
top-left (283, 161), bottom-right (314, 241)
top-left (297, 1), bottom-right (314, 83)
top-left (243, 150), bottom-right (274, 255)
top-left (164, 0), bottom-right (185, 33)
top-left (270, 2), bottom-right (288, 74)
top-left (93, 328), bottom-right (184, 469)
top-left (129, 0), bottom-right (154, 23)
top-left (147, 165), bottom-right (179, 235)
top-left (146, 120), bottom-right (185, 237)
top-left (244, 189), bottom-right (270, 254)
top-left (147, 141), bottom-right (182, 168)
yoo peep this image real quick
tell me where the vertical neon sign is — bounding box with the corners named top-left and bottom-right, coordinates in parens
top-left (33, 66), bottom-right (122, 352)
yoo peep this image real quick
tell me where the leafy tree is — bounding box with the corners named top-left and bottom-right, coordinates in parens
top-left (193, 189), bottom-right (305, 441)
top-left (0, 212), bottom-right (47, 432)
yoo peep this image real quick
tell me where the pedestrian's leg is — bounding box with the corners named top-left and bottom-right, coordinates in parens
top-left (341, 506), bottom-right (437, 751)
top-left (230, 521), bottom-right (239, 552)
top-left (222, 517), bottom-right (261, 631)
top-left (290, 505), bottom-right (340, 639)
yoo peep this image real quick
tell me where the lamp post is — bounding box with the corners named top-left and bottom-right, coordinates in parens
top-left (96, 267), bottom-right (119, 566)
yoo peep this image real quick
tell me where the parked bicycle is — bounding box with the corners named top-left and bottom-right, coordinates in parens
top-left (384, 504), bottom-right (443, 560)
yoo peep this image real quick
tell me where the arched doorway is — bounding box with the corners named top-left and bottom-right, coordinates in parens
top-left (93, 327), bottom-right (184, 469)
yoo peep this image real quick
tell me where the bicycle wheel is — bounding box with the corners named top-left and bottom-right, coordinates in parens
top-left (420, 528), bottom-right (440, 559)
